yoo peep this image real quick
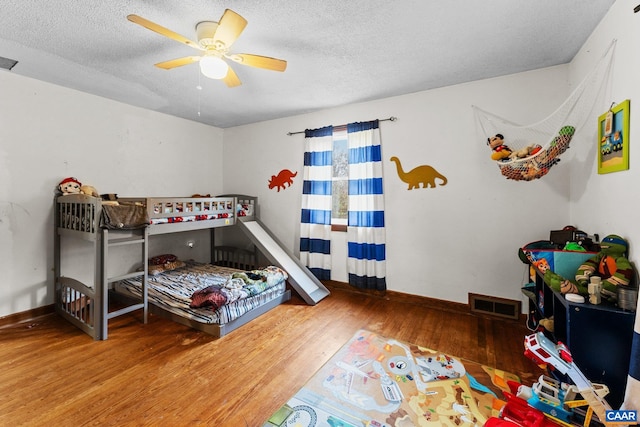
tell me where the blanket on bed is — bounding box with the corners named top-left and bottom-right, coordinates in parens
top-left (100, 203), bottom-right (149, 230)
top-left (189, 266), bottom-right (287, 310)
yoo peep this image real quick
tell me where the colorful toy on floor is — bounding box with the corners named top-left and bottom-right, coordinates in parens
top-left (486, 390), bottom-right (565, 427)
top-left (523, 332), bottom-right (611, 426)
top-left (488, 332), bottom-right (613, 426)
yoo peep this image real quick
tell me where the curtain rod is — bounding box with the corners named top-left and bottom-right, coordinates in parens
top-left (286, 116), bottom-right (397, 136)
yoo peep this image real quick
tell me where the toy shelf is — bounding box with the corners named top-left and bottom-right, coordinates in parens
top-left (530, 265), bottom-right (635, 408)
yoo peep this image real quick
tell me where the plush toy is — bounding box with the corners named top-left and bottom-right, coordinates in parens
top-left (539, 234), bottom-right (634, 299)
top-left (58, 177), bottom-right (82, 195)
top-left (80, 185), bottom-right (99, 197)
top-left (487, 134), bottom-right (512, 161)
top-left (538, 316), bottom-right (554, 333)
top-left (509, 144), bottom-right (542, 160)
top-left (533, 257), bottom-right (585, 295)
top-left (575, 234), bottom-right (633, 299)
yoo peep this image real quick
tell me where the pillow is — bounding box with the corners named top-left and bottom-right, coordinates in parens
top-left (149, 254), bottom-right (178, 265)
top-left (148, 260), bottom-right (186, 276)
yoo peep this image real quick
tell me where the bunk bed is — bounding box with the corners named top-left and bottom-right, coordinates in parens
top-left (54, 194), bottom-right (291, 340)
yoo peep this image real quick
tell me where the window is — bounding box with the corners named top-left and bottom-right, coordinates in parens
top-left (331, 126), bottom-right (348, 231)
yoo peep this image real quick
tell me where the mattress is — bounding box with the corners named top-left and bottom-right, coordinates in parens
top-left (115, 262), bottom-right (287, 325)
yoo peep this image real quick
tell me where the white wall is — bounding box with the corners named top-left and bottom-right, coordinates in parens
top-left (569, 0), bottom-right (640, 269)
top-left (4, 0), bottom-right (634, 317)
top-left (222, 65), bottom-right (574, 305)
top-left (0, 72), bottom-right (224, 318)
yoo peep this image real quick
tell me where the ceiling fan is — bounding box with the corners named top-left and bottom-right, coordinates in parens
top-left (127, 9), bottom-right (287, 87)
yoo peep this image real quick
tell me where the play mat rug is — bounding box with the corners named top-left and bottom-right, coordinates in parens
top-left (264, 329), bottom-right (519, 427)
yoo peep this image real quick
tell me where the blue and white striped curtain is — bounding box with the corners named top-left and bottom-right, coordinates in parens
top-left (299, 126), bottom-right (333, 280)
top-left (347, 120), bottom-right (386, 290)
top-left (622, 295), bottom-right (640, 410)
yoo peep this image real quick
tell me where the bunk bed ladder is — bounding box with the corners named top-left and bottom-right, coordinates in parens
top-left (99, 227), bottom-right (149, 339)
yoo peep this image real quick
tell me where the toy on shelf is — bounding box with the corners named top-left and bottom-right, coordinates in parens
top-left (575, 234), bottom-right (633, 301)
top-left (535, 259), bottom-right (587, 297)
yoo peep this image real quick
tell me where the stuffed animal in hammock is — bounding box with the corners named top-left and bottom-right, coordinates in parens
top-left (575, 234), bottom-right (633, 299)
top-left (487, 134), bottom-right (512, 161)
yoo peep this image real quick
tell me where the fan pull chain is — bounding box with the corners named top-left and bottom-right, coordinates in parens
top-left (197, 71), bottom-right (203, 117)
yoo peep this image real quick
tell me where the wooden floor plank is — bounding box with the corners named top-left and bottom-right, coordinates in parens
top-left (0, 286), bottom-right (542, 426)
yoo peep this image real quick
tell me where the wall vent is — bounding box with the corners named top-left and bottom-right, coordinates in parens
top-left (0, 56), bottom-right (18, 71)
top-left (469, 293), bottom-right (521, 320)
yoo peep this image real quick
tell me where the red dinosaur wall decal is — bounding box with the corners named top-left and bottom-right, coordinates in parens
top-left (268, 169), bottom-right (298, 192)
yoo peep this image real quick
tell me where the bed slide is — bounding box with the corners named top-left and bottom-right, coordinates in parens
top-left (236, 219), bottom-right (330, 305)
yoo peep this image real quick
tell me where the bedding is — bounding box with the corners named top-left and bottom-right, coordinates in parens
top-left (190, 266), bottom-right (287, 309)
top-left (149, 213), bottom-right (230, 225)
top-left (100, 202), bottom-right (149, 230)
top-left (115, 261), bottom-right (288, 325)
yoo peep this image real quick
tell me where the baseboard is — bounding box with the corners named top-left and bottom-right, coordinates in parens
top-left (323, 280), bottom-right (470, 315)
top-left (0, 285), bottom-right (527, 328)
top-left (0, 304), bottom-right (55, 328)
top-left (324, 280), bottom-right (527, 322)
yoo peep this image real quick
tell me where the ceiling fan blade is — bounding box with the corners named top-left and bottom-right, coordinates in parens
top-left (127, 14), bottom-right (203, 51)
top-left (223, 65), bottom-right (242, 87)
top-left (226, 53), bottom-right (287, 72)
top-left (155, 56), bottom-right (201, 70)
top-left (212, 9), bottom-right (248, 50)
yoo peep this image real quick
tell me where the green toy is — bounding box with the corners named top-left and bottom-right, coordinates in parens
top-left (533, 260), bottom-right (585, 295)
top-left (543, 269), bottom-right (585, 295)
top-left (575, 234), bottom-right (633, 299)
top-left (537, 234), bottom-right (634, 299)
top-left (563, 242), bottom-right (586, 252)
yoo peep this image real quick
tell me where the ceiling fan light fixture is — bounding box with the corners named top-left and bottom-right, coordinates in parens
top-left (128, 9), bottom-right (286, 87)
top-left (195, 21), bottom-right (219, 48)
top-left (199, 56), bottom-right (229, 79)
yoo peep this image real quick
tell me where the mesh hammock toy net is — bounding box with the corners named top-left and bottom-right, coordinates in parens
top-left (473, 41), bottom-right (615, 181)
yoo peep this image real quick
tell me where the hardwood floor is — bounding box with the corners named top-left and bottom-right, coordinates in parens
top-left (0, 285), bottom-right (542, 426)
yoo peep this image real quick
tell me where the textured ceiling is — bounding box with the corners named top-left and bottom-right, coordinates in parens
top-left (0, 1), bottom-right (614, 128)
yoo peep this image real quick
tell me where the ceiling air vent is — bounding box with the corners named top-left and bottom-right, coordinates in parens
top-left (0, 56), bottom-right (18, 71)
